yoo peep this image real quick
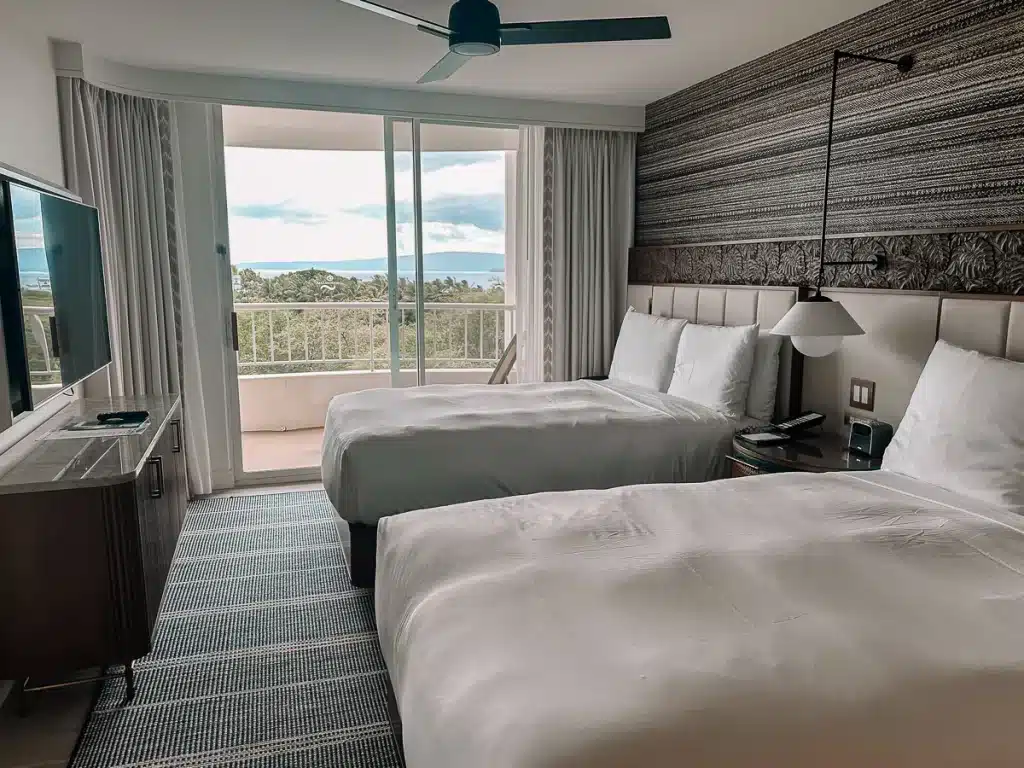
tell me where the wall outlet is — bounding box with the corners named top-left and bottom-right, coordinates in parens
top-left (849, 378), bottom-right (876, 411)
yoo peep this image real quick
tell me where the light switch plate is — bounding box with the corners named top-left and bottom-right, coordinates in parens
top-left (850, 377), bottom-right (876, 411)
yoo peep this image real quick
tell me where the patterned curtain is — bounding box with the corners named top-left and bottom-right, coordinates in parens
top-left (541, 128), bottom-right (637, 382)
top-left (57, 78), bottom-right (213, 495)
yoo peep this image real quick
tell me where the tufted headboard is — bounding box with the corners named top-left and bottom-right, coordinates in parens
top-left (799, 290), bottom-right (1024, 429)
top-left (626, 283), bottom-right (805, 421)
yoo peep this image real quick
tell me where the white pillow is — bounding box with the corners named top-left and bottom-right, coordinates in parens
top-left (746, 333), bottom-right (783, 422)
top-left (668, 323), bottom-right (760, 416)
top-left (882, 340), bottom-right (1024, 513)
top-left (608, 309), bottom-right (688, 392)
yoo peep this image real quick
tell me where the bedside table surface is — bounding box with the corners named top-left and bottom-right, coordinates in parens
top-left (733, 431), bottom-right (882, 473)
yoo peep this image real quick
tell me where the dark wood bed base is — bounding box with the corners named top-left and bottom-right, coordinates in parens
top-left (348, 522), bottom-right (378, 588)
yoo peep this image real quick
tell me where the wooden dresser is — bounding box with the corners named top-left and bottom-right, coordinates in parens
top-left (0, 395), bottom-right (186, 704)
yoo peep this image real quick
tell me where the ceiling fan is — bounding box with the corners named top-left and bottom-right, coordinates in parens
top-left (337, 0), bottom-right (672, 84)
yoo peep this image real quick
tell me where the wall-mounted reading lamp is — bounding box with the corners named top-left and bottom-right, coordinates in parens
top-left (773, 50), bottom-right (914, 357)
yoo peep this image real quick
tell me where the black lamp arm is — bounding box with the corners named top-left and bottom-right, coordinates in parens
top-left (815, 49), bottom-right (913, 293)
top-left (836, 51), bottom-right (915, 69)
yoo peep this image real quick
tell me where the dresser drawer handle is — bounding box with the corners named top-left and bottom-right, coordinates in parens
top-left (171, 420), bottom-right (182, 454)
top-left (148, 457), bottom-right (164, 499)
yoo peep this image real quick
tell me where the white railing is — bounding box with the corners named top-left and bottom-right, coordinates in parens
top-left (22, 305), bottom-right (60, 383)
top-left (234, 301), bottom-right (514, 373)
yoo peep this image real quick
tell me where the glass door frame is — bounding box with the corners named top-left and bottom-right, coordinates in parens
top-left (221, 113), bottom-right (515, 487)
top-left (383, 117), bottom-right (427, 386)
top-left (224, 114), bottom-right (429, 487)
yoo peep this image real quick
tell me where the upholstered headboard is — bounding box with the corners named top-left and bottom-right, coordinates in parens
top-left (801, 290), bottom-right (1024, 428)
top-left (626, 284), bottom-right (804, 420)
top-left (629, 284), bottom-right (1022, 430)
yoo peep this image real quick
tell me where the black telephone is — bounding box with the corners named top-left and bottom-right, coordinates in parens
top-left (772, 411), bottom-right (826, 435)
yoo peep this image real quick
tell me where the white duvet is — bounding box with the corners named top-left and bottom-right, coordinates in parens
top-left (322, 380), bottom-right (752, 525)
top-left (377, 471), bottom-right (1024, 768)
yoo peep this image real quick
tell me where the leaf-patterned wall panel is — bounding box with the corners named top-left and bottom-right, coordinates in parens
top-left (629, 231), bottom-right (1024, 294)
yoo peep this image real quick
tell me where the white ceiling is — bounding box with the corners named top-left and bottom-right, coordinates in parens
top-left (19, 0), bottom-right (891, 106)
top-left (223, 107), bottom-right (520, 150)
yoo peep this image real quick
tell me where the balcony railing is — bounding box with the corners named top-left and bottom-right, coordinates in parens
top-left (22, 305), bottom-right (61, 384)
top-left (234, 301), bottom-right (514, 374)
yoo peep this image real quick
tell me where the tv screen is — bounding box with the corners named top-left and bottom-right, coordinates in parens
top-left (7, 181), bottom-right (111, 410)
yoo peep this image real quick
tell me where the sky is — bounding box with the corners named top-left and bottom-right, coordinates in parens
top-left (10, 186), bottom-right (45, 251)
top-left (224, 147), bottom-right (508, 264)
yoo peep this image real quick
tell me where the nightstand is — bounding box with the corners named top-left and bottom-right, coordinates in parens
top-left (728, 431), bottom-right (883, 477)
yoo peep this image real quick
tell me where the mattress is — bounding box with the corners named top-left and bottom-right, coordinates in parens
top-left (376, 471), bottom-right (1024, 768)
top-left (322, 379), bottom-right (756, 525)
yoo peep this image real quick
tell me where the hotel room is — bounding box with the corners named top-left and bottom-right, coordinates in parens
top-left (0, 0), bottom-right (1021, 766)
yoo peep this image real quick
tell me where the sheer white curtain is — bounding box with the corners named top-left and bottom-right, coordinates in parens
top-left (58, 78), bottom-right (213, 495)
top-left (514, 126), bottom-right (547, 383)
top-left (547, 128), bottom-right (636, 381)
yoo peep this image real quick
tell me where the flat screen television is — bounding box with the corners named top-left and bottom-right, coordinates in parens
top-left (0, 175), bottom-right (111, 416)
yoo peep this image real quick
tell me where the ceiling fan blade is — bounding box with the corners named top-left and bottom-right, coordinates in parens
top-left (337, 0), bottom-right (450, 38)
top-left (500, 16), bottom-right (670, 46)
top-left (418, 51), bottom-right (471, 84)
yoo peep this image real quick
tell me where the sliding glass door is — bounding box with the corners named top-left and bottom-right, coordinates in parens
top-left (382, 118), bottom-right (516, 386)
top-left (401, 120), bottom-right (517, 385)
top-left (384, 118), bottom-right (425, 386)
top-left (220, 108), bottom-right (516, 483)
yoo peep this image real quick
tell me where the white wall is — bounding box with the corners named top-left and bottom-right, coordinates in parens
top-left (0, 11), bottom-right (77, 464)
top-left (0, 12), bottom-right (66, 705)
top-left (239, 369), bottom-right (493, 432)
top-left (0, 9), bottom-right (63, 183)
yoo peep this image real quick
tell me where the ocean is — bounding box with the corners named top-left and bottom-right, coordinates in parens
top-left (251, 269), bottom-right (504, 287)
top-left (21, 269), bottom-right (506, 290)
top-left (19, 271), bottom-right (51, 290)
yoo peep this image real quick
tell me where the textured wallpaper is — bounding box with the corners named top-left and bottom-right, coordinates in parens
top-left (632, 0), bottom-right (1024, 294)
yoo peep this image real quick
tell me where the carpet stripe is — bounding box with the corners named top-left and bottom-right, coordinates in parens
top-left (114, 726), bottom-right (400, 768)
top-left (72, 489), bottom-right (403, 768)
top-left (168, 545), bottom-right (345, 581)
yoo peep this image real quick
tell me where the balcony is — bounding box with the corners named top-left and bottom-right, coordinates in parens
top-left (22, 302), bottom-right (514, 474)
top-left (23, 305), bottom-right (64, 404)
top-left (235, 301), bottom-right (513, 472)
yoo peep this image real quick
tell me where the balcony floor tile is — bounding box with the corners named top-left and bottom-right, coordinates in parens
top-left (242, 428), bottom-right (324, 473)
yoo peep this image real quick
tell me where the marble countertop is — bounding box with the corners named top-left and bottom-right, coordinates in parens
top-left (0, 394), bottom-right (181, 494)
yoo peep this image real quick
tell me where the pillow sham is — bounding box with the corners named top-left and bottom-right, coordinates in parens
top-left (746, 333), bottom-right (783, 422)
top-left (882, 340), bottom-right (1024, 513)
top-left (607, 309), bottom-right (688, 392)
top-left (668, 323), bottom-right (760, 416)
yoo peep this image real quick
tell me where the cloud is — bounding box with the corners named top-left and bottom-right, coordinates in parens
top-left (223, 146), bottom-right (508, 264)
top-left (348, 193), bottom-right (504, 232)
top-left (12, 213), bottom-right (45, 250)
top-left (230, 202), bottom-right (325, 225)
top-left (9, 189), bottom-right (42, 220)
top-left (228, 213), bottom-right (504, 264)
top-left (427, 223), bottom-right (474, 243)
top-left (16, 232), bottom-right (44, 250)
top-left (14, 215), bottom-right (43, 235)
top-left (393, 152), bottom-right (498, 174)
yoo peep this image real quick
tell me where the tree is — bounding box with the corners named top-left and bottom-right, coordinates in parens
top-left (231, 269), bottom-right (508, 375)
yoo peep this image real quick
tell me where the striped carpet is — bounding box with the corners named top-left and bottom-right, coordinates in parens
top-left (71, 489), bottom-right (405, 767)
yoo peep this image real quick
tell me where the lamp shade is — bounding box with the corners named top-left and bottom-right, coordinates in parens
top-left (770, 297), bottom-right (865, 358)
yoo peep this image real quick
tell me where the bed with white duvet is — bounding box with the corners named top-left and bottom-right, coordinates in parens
top-left (377, 471), bottom-right (1024, 768)
top-left (322, 377), bottom-right (757, 526)
top-left (376, 340), bottom-right (1024, 767)
top-left (324, 312), bottom-right (780, 584)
